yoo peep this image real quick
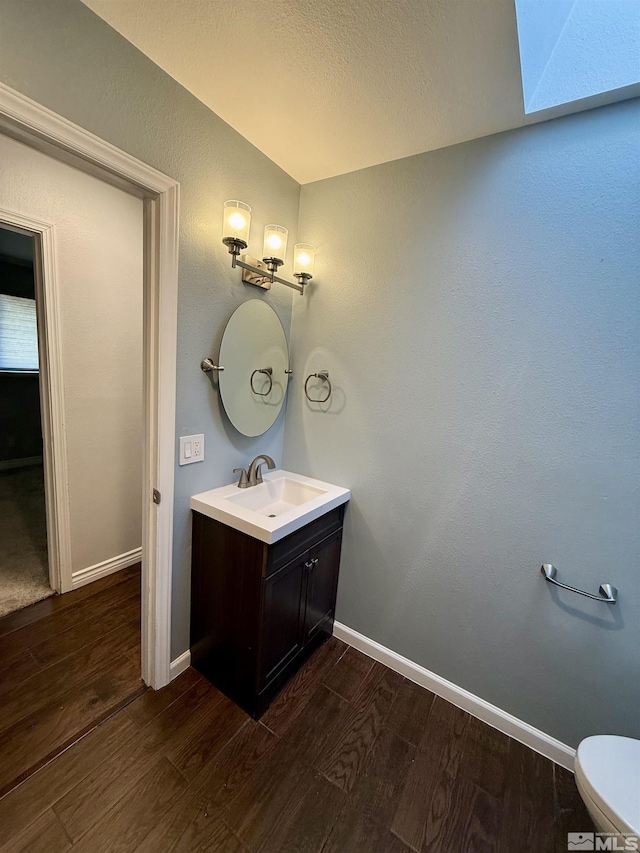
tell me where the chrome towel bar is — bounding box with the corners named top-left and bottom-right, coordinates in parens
top-left (541, 564), bottom-right (617, 604)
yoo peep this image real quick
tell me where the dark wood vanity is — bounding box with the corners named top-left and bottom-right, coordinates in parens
top-left (190, 504), bottom-right (346, 718)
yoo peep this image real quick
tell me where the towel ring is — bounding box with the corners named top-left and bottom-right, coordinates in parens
top-left (305, 370), bottom-right (332, 403)
top-left (250, 367), bottom-right (273, 396)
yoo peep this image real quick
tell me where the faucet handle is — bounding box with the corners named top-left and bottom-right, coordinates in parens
top-left (233, 467), bottom-right (249, 489)
top-left (254, 463), bottom-right (265, 485)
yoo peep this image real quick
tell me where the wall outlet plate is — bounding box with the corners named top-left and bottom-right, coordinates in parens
top-left (179, 434), bottom-right (205, 465)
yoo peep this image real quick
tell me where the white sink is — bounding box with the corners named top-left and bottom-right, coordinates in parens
top-left (190, 469), bottom-right (350, 544)
top-left (226, 476), bottom-right (327, 516)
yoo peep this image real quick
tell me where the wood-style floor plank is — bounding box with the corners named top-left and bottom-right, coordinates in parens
top-left (231, 762), bottom-right (319, 851)
top-left (170, 816), bottom-right (247, 853)
top-left (167, 689), bottom-right (247, 782)
top-left (0, 564), bottom-right (140, 639)
top-left (135, 720), bottom-right (274, 853)
top-left (53, 677), bottom-right (222, 842)
top-left (0, 808), bottom-right (72, 853)
top-left (318, 663), bottom-right (401, 793)
top-left (390, 696), bottom-right (470, 852)
top-left (0, 574), bottom-right (140, 663)
top-left (0, 614), bottom-right (140, 735)
top-left (72, 756), bottom-right (188, 853)
top-left (29, 594), bottom-right (140, 668)
top-left (322, 726), bottom-right (415, 853)
top-left (420, 775), bottom-right (501, 853)
top-left (125, 666), bottom-right (201, 728)
top-left (460, 780), bottom-right (503, 853)
top-left (385, 678), bottom-right (436, 747)
top-left (225, 685), bottom-right (346, 850)
top-left (0, 712), bottom-right (138, 850)
top-left (323, 645), bottom-right (374, 702)
top-left (194, 719), bottom-right (277, 812)
top-left (497, 738), bottom-right (555, 853)
top-left (457, 714), bottom-right (511, 799)
top-left (258, 771), bottom-right (346, 853)
top-left (554, 763), bottom-right (595, 853)
top-left (331, 825), bottom-right (414, 853)
top-left (260, 635), bottom-right (346, 736)
top-left (0, 652), bottom-right (144, 798)
top-left (0, 649), bottom-right (42, 697)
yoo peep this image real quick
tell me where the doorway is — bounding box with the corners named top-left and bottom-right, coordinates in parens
top-left (0, 82), bottom-right (179, 690)
top-left (1, 132), bottom-right (146, 603)
top-left (0, 226), bottom-right (52, 617)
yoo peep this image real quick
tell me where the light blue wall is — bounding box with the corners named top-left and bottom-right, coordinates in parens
top-left (0, 0), bottom-right (299, 657)
top-left (284, 100), bottom-right (640, 747)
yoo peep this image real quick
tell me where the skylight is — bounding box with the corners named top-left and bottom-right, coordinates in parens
top-left (514, 0), bottom-right (640, 113)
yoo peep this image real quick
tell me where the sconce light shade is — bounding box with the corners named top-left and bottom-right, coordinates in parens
top-left (293, 243), bottom-right (315, 278)
top-left (263, 225), bottom-right (288, 263)
top-left (223, 200), bottom-right (251, 246)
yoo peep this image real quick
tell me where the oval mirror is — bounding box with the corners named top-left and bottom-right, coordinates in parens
top-left (218, 300), bottom-right (289, 437)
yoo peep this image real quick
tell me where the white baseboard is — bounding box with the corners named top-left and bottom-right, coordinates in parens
top-left (71, 547), bottom-right (142, 590)
top-left (0, 455), bottom-right (43, 471)
top-left (170, 650), bottom-right (191, 680)
top-left (333, 621), bottom-right (575, 772)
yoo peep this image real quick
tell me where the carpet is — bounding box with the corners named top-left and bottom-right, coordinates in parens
top-left (0, 465), bottom-right (53, 618)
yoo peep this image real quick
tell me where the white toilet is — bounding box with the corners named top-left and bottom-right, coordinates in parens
top-left (574, 736), bottom-right (640, 840)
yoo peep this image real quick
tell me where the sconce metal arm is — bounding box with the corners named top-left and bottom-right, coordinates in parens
top-left (223, 238), bottom-right (309, 294)
top-left (234, 256), bottom-right (305, 294)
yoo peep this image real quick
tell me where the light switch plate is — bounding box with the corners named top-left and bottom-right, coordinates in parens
top-left (179, 433), bottom-right (205, 465)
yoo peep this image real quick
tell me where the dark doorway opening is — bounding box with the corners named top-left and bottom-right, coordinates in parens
top-left (0, 226), bottom-right (52, 617)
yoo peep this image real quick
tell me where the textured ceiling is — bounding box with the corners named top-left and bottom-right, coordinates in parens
top-left (79, 0), bottom-right (627, 183)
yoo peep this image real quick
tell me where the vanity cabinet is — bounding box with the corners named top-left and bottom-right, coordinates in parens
top-left (190, 504), bottom-right (345, 718)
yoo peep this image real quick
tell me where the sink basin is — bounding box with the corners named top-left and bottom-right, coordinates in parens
top-left (226, 476), bottom-right (327, 516)
top-left (190, 469), bottom-right (350, 544)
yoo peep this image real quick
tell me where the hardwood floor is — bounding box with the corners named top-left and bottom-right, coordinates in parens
top-left (0, 620), bottom-right (593, 852)
top-left (0, 565), bottom-right (144, 800)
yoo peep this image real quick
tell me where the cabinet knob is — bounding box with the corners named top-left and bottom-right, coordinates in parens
top-left (305, 561), bottom-right (314, 569)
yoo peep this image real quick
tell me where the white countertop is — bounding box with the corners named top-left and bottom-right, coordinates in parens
top-left (190, 469), bottom-right (350, 544)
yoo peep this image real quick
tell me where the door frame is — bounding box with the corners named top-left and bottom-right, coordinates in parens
top-left (0, 83), bottom-right (179, 689)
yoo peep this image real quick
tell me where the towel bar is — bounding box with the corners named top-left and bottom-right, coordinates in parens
top-left (541, 564), bottom-right (617, 604)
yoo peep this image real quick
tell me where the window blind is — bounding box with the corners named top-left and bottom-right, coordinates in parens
top-left (0, 293), bottom-right (39, 371)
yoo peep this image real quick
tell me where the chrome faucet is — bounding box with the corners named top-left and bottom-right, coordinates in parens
top-left (233, 455), bottom-right (276, 489)
top-left (248, 454), bottom-right (276, 486)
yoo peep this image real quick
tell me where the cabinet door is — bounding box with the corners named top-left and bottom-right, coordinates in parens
top-left (259, 556), bottom-right (307, 688)
top-left (304, 529), bottom-right (342, 643)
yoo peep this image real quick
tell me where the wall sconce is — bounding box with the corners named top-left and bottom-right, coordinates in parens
top-left (221, 200), bottom-right (314, 295)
